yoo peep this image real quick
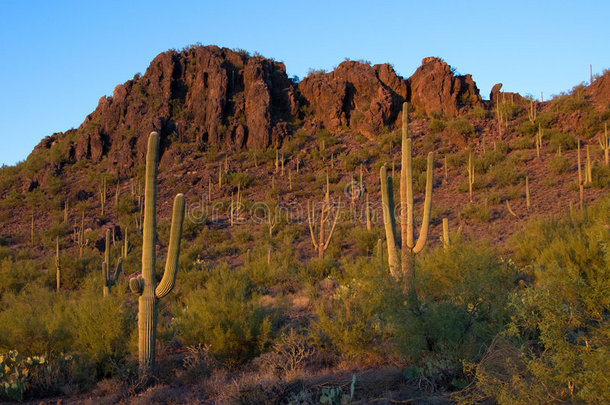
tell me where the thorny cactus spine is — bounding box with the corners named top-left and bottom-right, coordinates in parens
top-left (129, 131), bottom-right (185, 377)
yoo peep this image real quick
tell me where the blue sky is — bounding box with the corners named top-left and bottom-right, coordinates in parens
top-left (1, 0), bottom-right (608, 166)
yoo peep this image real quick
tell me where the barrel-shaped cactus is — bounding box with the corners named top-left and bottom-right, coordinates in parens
top-left (129, 132), bottom-right (185, 376)
top-left (380, 102), bottom-right (433, 293)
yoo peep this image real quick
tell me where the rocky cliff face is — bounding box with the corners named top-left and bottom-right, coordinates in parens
top-left (298, 61), bottom-right (408, 138)
top-left (409, 57), bottom-right (483, 116)
top-left (33, 46), bottom-right (493, 174)
top-left (72, 46), bottom-right (299, 171)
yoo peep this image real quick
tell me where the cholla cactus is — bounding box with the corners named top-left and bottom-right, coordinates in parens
top-left (379, 102), bottom-right (434, 292)
top-left (129, 132), bottom-right (185, 376)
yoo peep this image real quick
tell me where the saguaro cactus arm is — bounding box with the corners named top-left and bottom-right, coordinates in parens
top-left (155, 194), bottom-right (185, 299)
top-left (379, 166), bottom-right (399, 276)
top-left (130, 277), bottom-right (143, 296)
top-left (306, 201), bottom-right (320, 250)
top-left (412, 152), bottom-right (434, 254)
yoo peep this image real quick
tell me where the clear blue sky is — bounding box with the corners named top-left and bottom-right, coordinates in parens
top-left (1, 0), bottom-right (608, 166)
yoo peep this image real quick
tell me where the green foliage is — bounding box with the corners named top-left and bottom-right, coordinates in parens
top-left (484, 196), bottom-right (610, 403)
top-left (429, 119), bottom-right (446, 133)
top-left (459, 202), bottom-right (492, 222)
top-left (0, 285), bottom-right (71, 355)
top-left (544, 129), bottom-right (577, 151)
top-left (449, 118), bottom-right (476, 138)
top-left (591, 164), bottom-right (610, 188)
top-left (0, 350), bottom-right (46, 401)
top-left (510, 136), bottom-right (533, 150)
top-left (397, 239), bottom-right (515, 370)
top-left (468, 106), bottom-right (489, 119)
top-left (174, 265), bottom-right (275, 366)
top-left (548, 154), bottom-right (571, 174)
top-left (312, 258), bottom-right (399, 358)
top-left (69, 277), bottom-right (134, 371)
top-left (489, 161), bottom-right (525, 187)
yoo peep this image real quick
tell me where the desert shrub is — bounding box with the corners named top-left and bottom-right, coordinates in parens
top-left (489, 161), bottom-right (524, 187)
top-left (316, 129), bottom-right (338, 149)
top-left (476, 150), bottom-right (505, 174)
top-left (300, 256), bottom-right (336, 284)
top-left (396, 239), bottom-right (514, 375)
top-left (544, 129), bottom-right (577, 151)
top-left (0, 258), bottom-right (43, 297)
top-left (510, 136), bottom-right (533, 150)
top-left (591, 164), bottom-right (610, 188)
top-left (459, 202), bottom-right (492, 222)
top-left (449, 118), bottom-right (476, 138)
top-left (469, 106), bottom-right (489, 119)
top-left (67, 276), bottom-right (134, 375)
top-left (349, 227), bottom-right (381, 257)
top-left (429, 119), bottom-right (446, 133)
top-left (0, 285), bottom-right (72, 355)
top-left (484, 196), bottom-right (610, 403)
top-left (493, 141), bottom-right (509, 154)
top-left (517, 121), bottom-right (537, 137)
top-left (174, 265), bottom-right (275, 366)
top-left (311, 257), bottom-right (399, 358)
top-left (548, 154), bottom-right (571, 174)
top-left (498, 101), bottom-right (523, 120)
top-left (228, 171), bottom-right (254, 188)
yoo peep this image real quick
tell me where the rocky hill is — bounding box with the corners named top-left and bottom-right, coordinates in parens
top-left (0, 45), bottom-right (608, 404)
top-left (0, 45), bottom-right (607, 257)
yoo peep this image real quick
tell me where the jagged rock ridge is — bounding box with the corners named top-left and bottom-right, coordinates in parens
top-left (35, 47), bottom-right (487, 173)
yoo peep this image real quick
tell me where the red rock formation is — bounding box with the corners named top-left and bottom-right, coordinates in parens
top-left (298, 60), bottom-right (408, 137)
top-left (73, 46), bottom-right (299, 172)
top-left (409, 57), bottom-right (482, 115)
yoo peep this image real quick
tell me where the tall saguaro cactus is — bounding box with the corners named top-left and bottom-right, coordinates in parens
top-left (102, 229), bottom-right (123, 297)
top-left (379, 102), bottom-right (434, 292)
top-left (129, 132), bottom-right (185, 376)
top-left (600, 123), bottom-right (609, 166)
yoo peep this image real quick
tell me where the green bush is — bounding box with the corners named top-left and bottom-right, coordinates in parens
top-left (397, 239), bottom-right (515, 372)
top-left (0, 286), bottom-right (71, 356)
top-left (312, 258), bottom-right (399, 358)
top-left (483, 196), bottom-right (610, 403)
top-left (449, 118), bottom-right (476, 138)
top-left (174, 265), bottom-right (275, 366)
top-left (548, 154), bottom-right (571, 174)
top-left (68, 277), bottom-right (134, 373)
top-left (459, 202), bottom-right (492, 222)
top-left (545, 129), bottom-right (577, 151)
top-left (429, 119), bottom-right (446, 133)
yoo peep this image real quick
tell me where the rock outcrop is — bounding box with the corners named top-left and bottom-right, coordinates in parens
top-left (31, 48), bottom-right (496, 176)
top-left (72, 46), bottom-right (299, 172)
top-left (298, 61), bottom-right (408, 137)
top-left (409, 57), bottom-right (482, 116)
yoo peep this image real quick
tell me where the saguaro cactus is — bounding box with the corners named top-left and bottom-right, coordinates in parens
top-left (129, 132), bottom-right (185, 376)
top-left (307, 172), bottom-right (341, 259)
top-left (379, 102), bottom-right (434, 292)
top-left (600, 123), bottom-right (609, 166)
top-left (102, 228), bottom-right (122, 297)
top-left (467, 152), bottom-right (475, 202)
top-left (55, 237), bottom-right (61, 292)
